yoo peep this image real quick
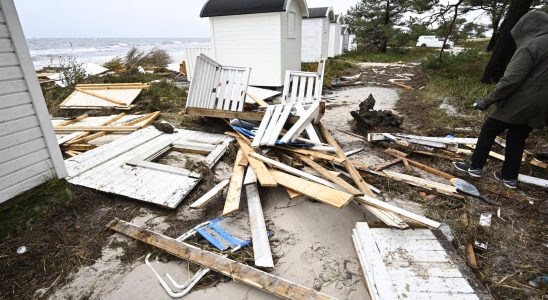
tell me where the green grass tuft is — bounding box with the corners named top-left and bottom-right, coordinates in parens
top-left (0, 179), bottom-right (73, 241)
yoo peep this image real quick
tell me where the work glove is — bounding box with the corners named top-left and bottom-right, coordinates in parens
top-left (473, 100), bottom-right (490, 111)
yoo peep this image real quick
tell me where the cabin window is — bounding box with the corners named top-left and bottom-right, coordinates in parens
top-left (288, 12), bottom-right (296, 39)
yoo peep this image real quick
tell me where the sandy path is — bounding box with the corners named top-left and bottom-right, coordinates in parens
top-left (49, 86), bottom-right (401, 300)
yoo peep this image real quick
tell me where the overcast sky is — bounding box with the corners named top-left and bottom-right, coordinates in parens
top-left (14, 0), bottom-right (359, 38)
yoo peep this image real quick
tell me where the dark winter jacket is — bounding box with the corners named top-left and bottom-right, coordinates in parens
top-left (483, 11), bottom-right (548, 129)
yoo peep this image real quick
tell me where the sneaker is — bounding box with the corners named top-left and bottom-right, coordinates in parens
top-left (453, 162), bottom-right (482, 178)
top-left (493, 171), bottom-right (518, 189)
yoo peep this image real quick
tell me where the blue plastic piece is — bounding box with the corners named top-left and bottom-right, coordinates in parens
top-left (196, 227), bottom-right (228, 251)
top-left (209, 219), bottom-right (247, 248)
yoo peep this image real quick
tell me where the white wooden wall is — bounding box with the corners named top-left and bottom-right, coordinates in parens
top-left (0, 0), bottom-right (67, 204)
top-left (328, 22), bottom-right (342, 57)
top-left (211, 13), bottom-right (282, 87)
top-left (183, 46), bottom-right (215, 82)
top-left (301, 18), bottom-right (329, 62)
top-left (281, 0), bottom-right (304, 80)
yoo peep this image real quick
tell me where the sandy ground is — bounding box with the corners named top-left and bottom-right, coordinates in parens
top-left (49, 86), bottom-right (406, 300)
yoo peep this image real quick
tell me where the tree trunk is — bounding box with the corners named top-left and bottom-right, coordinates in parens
top-left (481, 0), bottom-right (533, 83)
top-left (381, 0), bottom-right (390, 53)
top-left (439, 0), bottom-right (463, 61)
top-left (486, 28), bottom-right (499, 51)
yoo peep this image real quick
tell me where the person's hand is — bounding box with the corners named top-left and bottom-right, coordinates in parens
top-left (473, 100), bottom-right (490, 111)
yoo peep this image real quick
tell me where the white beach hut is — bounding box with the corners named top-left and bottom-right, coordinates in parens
top-left (328, 14), bottom-right (345, 57)
top-left (342, 25), bottom-right (356, 52)
top-left (0, 0), bottom-right (67, 204)
top-left (301, 7), bottom-right (334, 62)
top-left (201, 0), bottom-right (309, 87)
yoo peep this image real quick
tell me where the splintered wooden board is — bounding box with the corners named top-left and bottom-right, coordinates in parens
top-left (108, 219), bottom-right (337, 300)
top-left (65, 127), bottom-right (232, 209)
top-left (60, 88), bottom-right (143, 109)
top-left (355, 224), bottom-right (481, 300)
top-left (53, 114), bottom-right (155, 145)
top-left (269, 169), bottom-right (353, 208)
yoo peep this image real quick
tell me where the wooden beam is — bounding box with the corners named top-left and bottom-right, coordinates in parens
top-left (353, 223), bottom-right (398, 300)
top-left (250, 152), bottom-right (346, 192)
top-left (67, 112), bottom-right (160, 145)
top-left (107, 219), bottom-right (336, 300)
top-left (64, 113), bottom-right (127, 144)
top-left (298, 155), bottom-right (363, 196)
top-left (75, 87), bottom-right (128, 106)
top-left (318, 123), bottom-right (407, 228)
top-left (186, 107), bottom-right (300, 123)
top-left (54, 126), bottom-right (139, 132)
top-left (372, 158), bottom-right (404, 171)
top-left (223, 149), bottom-right (246, 215)
top-left (225, 132), bottom-right (278, 188)
top-left (355, 195), bottom-right (441, 229)
top-left (276, 146), bottom-right (345, 164)
top-left (286, 188), bottom-right (302, 199)
top-left (57, 114), bottom-right (89, 126)
top-left (190, 179), bottom-right (229, 209)
top-left (62, 144), bottom-right (96, 151)
top-left (246, 174), bottom-right (274, 268)
top-left (245, 91), bottom-right (269, 108)
top-left (385, 148), bottom-right (454, 180)
top-left (318, 123), bottom-right (374, 196)
top-left (269, 169), bottom-right (353, 208)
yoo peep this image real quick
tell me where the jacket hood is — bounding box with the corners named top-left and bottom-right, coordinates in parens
top-left (511, 11), bottom-right (548, 47)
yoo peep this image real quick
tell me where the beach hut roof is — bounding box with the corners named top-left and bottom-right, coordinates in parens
top-left (200, 0), bottom-right (308, 18)
top-left (332, 14), bottom-right (345, 24)
top-left (306, 7), bottom-right (334, 20)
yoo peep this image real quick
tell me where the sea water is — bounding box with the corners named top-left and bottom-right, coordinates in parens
top-left (27, 37), bottom-right (211, 70)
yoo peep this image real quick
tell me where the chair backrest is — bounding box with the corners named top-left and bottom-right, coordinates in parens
top-left (281, 59), bottom-right (326, 105)
top-left (186, 54), bottom-right (251, 112)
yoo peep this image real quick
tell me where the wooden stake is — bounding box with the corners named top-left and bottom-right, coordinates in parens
top-left (466, 241), bottom-right (478, 269)
top-left (107, 219), bottom-right (335, 300)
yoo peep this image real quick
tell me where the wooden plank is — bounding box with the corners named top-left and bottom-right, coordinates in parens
top-left (264, 104), bottom-right (288, 146)
top-left (518, 174), bottom-right (548, 188)
top-left (251, 105), bottom-right (275, 148)
top-left (0, 103), bottom-right (34, 122)
top-left (222, 149), bottom-right (246, 215)
top-left (107, 219), bottom-right (336, 300)
top-left (0, 127), bottom-right (42, 151)
top-left (53, 126), bottom-right (140, 132)
top-left (269, 169), bottom-right (353, 208)
top-left (0, 66), bottom-right (22, 81)
top-left (298, 155), bottom-right (363, 196)
top-left (318, 122), bottom-right (373, 196)
top-left (62, 144), bottom-right (96, 151)
top-left (286, 188), bottom-right (302, 199)
top-left (0, 92), bottom-right (30, 109)
top-left (352, 223), bottom-right (397, 300)
top-left (382, 171), bottom-right (458, 195)
top-left (73, 87), bottom-right (130, 106)
top-left (0, 148), bottom-right (50, 178)
top-left (189, 179), bottom-right (229, 208)
top-left (280, 102), bottom-right (319, 144)
top-left (56, 114), bottom-right (89, 127)
top-left (186, 107), bottom-right (269, 121)
top-left (246, 178), bottom-right (274, 268)
top-left (355, 195), bottom-right (442, 229)
top-left (0, 79), bottom-right (27, 95)
top-left (276, 146), bottom-right (345, 164)
top-left (229, 133), bottom-right (278, 187)
top-left (250, 152), bottom-right (345, 192)
top-left (245, 90), bottom-right (268, 108)
top-left (318, 122), bottom-right (406, 228)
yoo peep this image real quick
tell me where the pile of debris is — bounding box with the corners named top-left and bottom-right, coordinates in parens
top-left (48, 54), bottom-right (539, 299)
top-left (351, 93), bottom-right (403, 129)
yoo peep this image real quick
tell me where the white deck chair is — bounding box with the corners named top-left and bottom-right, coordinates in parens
top-left (186, 54), bottom-right (251, 112)
top-left (251, 60), bottom-right (326, 147)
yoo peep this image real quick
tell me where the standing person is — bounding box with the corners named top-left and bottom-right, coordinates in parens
top-left (454, 11), bottom-right (548, 189)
